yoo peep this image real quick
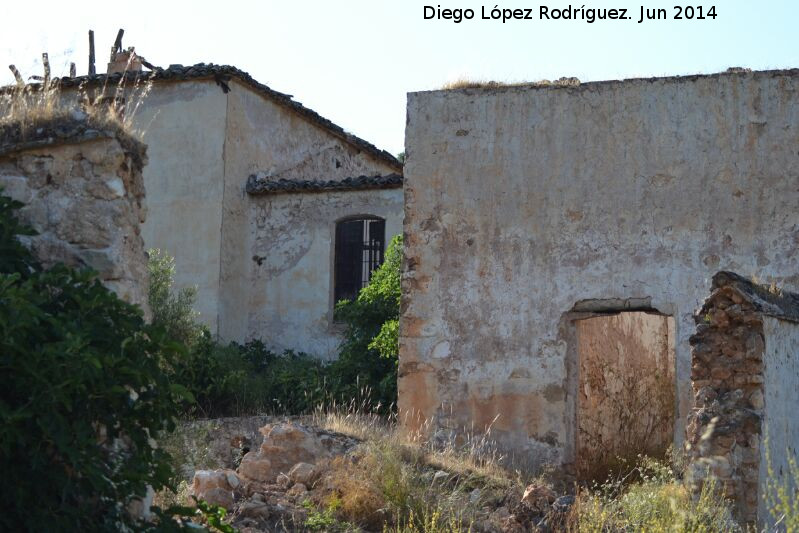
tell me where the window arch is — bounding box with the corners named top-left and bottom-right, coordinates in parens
top-left (334, 216), bottom-right (386, 303)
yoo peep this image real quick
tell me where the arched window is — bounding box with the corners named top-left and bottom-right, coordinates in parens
top-left (334, 216), bottom-right (386, 303)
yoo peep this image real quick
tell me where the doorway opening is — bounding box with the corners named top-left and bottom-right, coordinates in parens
top-left (575, 311), bottom-right (676, 480)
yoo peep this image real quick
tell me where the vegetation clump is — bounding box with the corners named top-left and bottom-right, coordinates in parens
top-left (149, 235), bottom-right (404, 417)
top-left (0, 192), bottom-right (191, 531)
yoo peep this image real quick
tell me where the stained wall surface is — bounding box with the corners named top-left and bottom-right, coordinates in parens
top-left (134, 80), bottom-right (228, 333)
top-left (400, 70), bottom-right (799, 467)
top-left (247, 188), bottom-right (403, 358)
top-left (123, 77), bottom-right (399, 350)
top-left (759, 316), bottom-right (799, 525)
top-left (218, 80), bottom-right (401, 346)
top-left (576, 312), bottom-right (675, 478)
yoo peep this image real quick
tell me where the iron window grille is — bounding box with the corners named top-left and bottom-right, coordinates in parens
top-left (334, 217), bottom-right (386, 303)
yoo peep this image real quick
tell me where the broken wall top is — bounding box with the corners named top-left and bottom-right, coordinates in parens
top-left (0, 114), bottom-right (147, 173)
top-left (413, 67), bottom-right (799, 97)
top-left (700, 271), bottom-right (799, 324)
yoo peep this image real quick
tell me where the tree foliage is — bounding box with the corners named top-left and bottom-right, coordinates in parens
top-left (148, 248), bottom-right (204, 347)
top-left (333, 235), bottom-right (403, 410)
top-left (0, 192), bottom-right (191, 531)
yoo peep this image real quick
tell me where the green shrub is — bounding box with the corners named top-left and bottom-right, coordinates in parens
top-left (334, 235), bottom-right (403, 411)
top-left (0, 194), bottom-right (37, 276)
top-left (0, 193), bottom-right (192, 531)
top-left (167, 335), bottom-right (331, 417)
top-left (148, 248), bottom-right (204, 347)
top-left (152, 236), bottom-right (404, 418)
top-left (168, 333), bottom-right (248, 417)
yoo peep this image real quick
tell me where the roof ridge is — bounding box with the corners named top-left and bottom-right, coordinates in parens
top-left (2, 63), bottom-right (402, 171)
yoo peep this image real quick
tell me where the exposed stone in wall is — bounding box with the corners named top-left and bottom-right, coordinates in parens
top-left (685, 271), bottom-right (799, 524)
top-left (0, 117), bottom-right (149, 308)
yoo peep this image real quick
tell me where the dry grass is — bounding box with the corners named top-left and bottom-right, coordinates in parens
top-left (439, 77), bottom-right (581, 91)
top-left (310, 407), bottom-right (742, 532)
top-left (313, 408), bottom-right (519, 489)
top-left (439, 78), bottom-right (509, 90)
top-left (0, 64), bottom-right (152, 141)
top-left (570, 461), bottom-right (738, 532)
top-left (311, 407), bottom-right (529, 532)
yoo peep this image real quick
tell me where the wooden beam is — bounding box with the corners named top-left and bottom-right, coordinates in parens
top-left (88, 30), bottom-right (96, 76)
top-left (8, 64), bottom-right (24, 86)
top-left (111, 28), bottom-right (124, 60)
top-left (42, 53), bottom-right (50, 86)
top-left (70, 62), bottom-right (76, 78)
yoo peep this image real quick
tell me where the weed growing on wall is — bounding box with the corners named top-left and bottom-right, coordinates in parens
top-left (0, 68), bottom-right (152, 139)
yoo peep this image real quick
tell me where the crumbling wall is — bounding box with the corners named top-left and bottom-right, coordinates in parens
top-left (685, 271), bottom-right (799, 524)
top-left (401, 69), bottom-right (799, 469)
top-left (0, 118), bottom-right (149, 308)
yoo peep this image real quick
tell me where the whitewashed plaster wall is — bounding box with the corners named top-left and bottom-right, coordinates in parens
top-left (401, 70), bottom-right (799, 468)
top-left (247, 188), bottom-right (403, 359)
top-left (218, 79), bottom-right (400, 345)
top-left (135, 81), bottom-right (228, 332)
top-left (759, 316), bottom-right (799, 526)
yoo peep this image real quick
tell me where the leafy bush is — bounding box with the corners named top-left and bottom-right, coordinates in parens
top-left (0, 193), bottom-right (192, 531)
top-left (168, 336), bottom-right (330, 417)
top-left (0, 194), bottom-right (37, 275)
top-left (333, 234), bottom-right (402, 411)
top-left (148, 248), bottom-right (205, 347)
top-left (154, 235), bottom-right (404, 418)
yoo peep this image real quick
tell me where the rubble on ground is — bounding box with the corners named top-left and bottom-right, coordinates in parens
top-left (185, 419), bottom-right (573, 532)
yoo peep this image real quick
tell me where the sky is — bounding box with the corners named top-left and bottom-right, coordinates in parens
top-left (2, 0), bottom-right (797, 154)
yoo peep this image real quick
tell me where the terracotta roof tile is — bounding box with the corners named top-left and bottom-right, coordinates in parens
top-left (3, 63), bottom-right (402, 171)
top-left (246, 173), bottom-right (402, 196)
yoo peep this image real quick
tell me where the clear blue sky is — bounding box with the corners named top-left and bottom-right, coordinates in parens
top-left (2, 0), bottom-right (797, 154)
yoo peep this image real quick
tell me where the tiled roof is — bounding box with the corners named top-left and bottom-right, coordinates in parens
top-left (2, 63), bottom-right (402, 171)
top-left (246, 173), bottom-right (402, 196)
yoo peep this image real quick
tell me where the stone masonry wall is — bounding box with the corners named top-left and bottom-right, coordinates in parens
top-left (0, 118), bottom-right (149, 308)
top-left (685, 271), bottom-right (799, 524)
top-left (685, 275), bottom-right (765, 523)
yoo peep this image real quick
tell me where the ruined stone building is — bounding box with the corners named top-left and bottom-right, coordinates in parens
top-left (400, 69), bottom-right (799, 485)
top-left (0, 116), bottom-right (150, 309)
top-left (49, 63), bottom-right (404, 357)
top-left (686, 271), bottom-right (799, 524)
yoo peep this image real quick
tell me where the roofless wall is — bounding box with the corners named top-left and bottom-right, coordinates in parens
top-left (400, 69), bottom-right (799, 471)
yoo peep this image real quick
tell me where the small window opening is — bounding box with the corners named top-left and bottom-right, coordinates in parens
top-left (334, 217), bottom-right (385, 303)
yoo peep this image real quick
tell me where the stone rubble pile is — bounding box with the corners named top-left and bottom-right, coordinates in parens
top-left (189, 420), bottom-right (575, 532)
top-left (191, 421), bottom-right (358, 531)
